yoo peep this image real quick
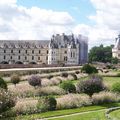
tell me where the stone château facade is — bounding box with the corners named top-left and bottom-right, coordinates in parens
top-left (112, 34), bottom-right (120, 59)
top-left (0, 33), bottom-right (88, 65)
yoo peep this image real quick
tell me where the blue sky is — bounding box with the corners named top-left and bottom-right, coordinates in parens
top-left (17, 0), bottom-right (96, 25)
top-left (0, 0), bottom-right (119, 48)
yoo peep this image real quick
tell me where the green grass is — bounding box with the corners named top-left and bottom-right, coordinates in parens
top-left (110, 109), bottom-right (120, 119)
top-left (11, 103), bottom-right (120, 120)
top-left (103, 77), bottom-right (120, 88)
top-left (73, 76), bottom-right (120, 88)
top-left (50, 110), bottom-right (106, 120)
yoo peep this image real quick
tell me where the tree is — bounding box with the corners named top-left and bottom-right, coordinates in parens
top-left (28, 75), bottom-right (41, 88)
top-left (111, 57), bottom-right (119, 64)
top-left (11, 74), bottom-right (20, 86)
top-left (81, 64), bottom-right (98, 74)
top-left (60, 81), bottom-right (76, 93)
top-left (76, 75), bottom-right (105, 97)
top-left (0, 77), bottom-right (7, 89)
top-left (89, 44), bottom-right (112, 63)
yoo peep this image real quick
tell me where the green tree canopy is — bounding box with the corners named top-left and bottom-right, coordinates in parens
top-left (89, 44), bottom-right (113, 63)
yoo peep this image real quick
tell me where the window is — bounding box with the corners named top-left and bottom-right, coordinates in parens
top-left (73, 52), bottom-right (75, 57)
top-left (18, 56), bottom-right (20, 60)
top-left (10, 56), bottom-right (12, 59)
top-left (4, 56), bottom-right (6, 60)
top-left (32, 50), bottom-right (34, 54)
top-left (39, 50), bottom-right (41, 54)
top-left (46, 56), bottom-right (48, 60)
top-left (32, 56), bottom-right (34, 60)
top-left (4, 50), bottom-right (6, 53)
top-left (64, 51), bottom-right (67, 54)
top-left (64, 56), bottom-right (67, 61)
top-left (25, 56), bottom-right (27, 60)
top-left (26, 50), bottom-right (27, 54)
top-left (47, 50), bottom-right (49, 54)
top-left (71, 52), bottom-right (72, 57)
top-left (19, 50), bottom-right (21, 53)
top-left (38, 57), bottom-right (40, 60)
top-left (11, 50), bottom-right (13, 53)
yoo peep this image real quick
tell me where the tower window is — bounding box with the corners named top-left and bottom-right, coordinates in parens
top-left (38, 57), bottom-right (40, 60)
top-left (4, 56), bottom-right (6, 60)
top-left (19, 50), bottom-right (21, 53)
top-left (71, 52), bottom-right (72, 57)
top-left (32, 50), bottom-right (34, 54)
top-left (39, 50), bottom-right (41, 54)
top-left (32, 56), bottom-right (34, 60)
top-left (4, 50), bottom-right (6, 53)
top-left (25, 56), bottom-right (27, 60)
top-left (11, 50), bottom-right (13, 53)
top-left (47, 50), bottom-right (48, 54)
top-left (18, 56), bottom-right (20, 60)
top-left (64, 51), bottom-right (67, 54)
top-left (26, 50), bottom-right (27, 53)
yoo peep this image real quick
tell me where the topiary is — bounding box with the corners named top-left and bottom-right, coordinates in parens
top-left (71, 73), bottom-right (78, 80)
top-left (111, 82), bottom-right (120, 93)
top-left (11, 74), bottom-right (20, 86)
top-left (60, 81), bottom-right (76, 93)
top-left (47, 75), bottom-right (53, 79)
top-left (0, 77), bottom-right (7, 89)
top-left (37, 96), bottom-right (57, 112)
top-left (76, 75), bottom-right (105, 97)
top-left (75, 71), bottom-right (80, 74)
top-left (61, 72), bottom-right (68, 78)
top-left (28, 75), bottom-right (41, 88)
top-left (81, 64), bottom-right (98, 74)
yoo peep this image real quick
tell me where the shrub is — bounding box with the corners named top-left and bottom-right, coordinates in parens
top-left (75, 71), bottom-right (80, 74)
top-left (37, 86), bottom-right (65, 96)
top-left (92, 92), bottom-right (118, 105)
top-left (60, 81), bottom-right (76, 93)
top-left (81, 64), bottom-right (98, 74)
top-left (11, 74), bottom-right (20, 86)
top-left (0, 77), bottom-right (7, 89)
top-left (71, 73), bottom-right (78, 80)
top-left (14, 99), bottom-right (38, 115)
top-left (57, 94), bottom-right (92, 109)
top-left (47, 96), bottom-right (57, 111)
top-left (61, 72), bottom-right (68, 78)
top-left (76, 75), bottom-right (105, 96)
top-left (116, 73), bottom-right (120, 77)
top-left (28, 75), bottom-right (41, 88)
top-left (37, 96), bottom-right (57, 112)
top-left (111, 82), bottom-right (120, 93)
top-left (0, 88), bottom-right (16, 114)
top-left (47, 75), bottom-right (53, 79)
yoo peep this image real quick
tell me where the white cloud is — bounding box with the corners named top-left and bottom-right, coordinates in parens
top-left (73, 0), bottom-right (120, 48)
top-left (0, 1), bottom-right (74, 40)
top-left (0, 0), bottom-right (119, 49)
top-left (0, 0), bottom-right (16, 5)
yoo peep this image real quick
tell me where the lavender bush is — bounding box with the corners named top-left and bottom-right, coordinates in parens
top-left (77, 75), bottom-right (106, 96)
top-left (28, 75), bottom-right (41, 88)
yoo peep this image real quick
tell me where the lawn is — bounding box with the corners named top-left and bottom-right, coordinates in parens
top-left (50, 110), bottom-right (106, 120)
top-left (103, 77), bottom-right (120, 88)
top-left (12, 103), bottom-right (120, 120)
top-left (110, 109), bottom-right (120, 119)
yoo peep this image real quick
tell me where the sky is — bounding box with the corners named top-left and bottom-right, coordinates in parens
top-left (0, 0), bottom-right (120, 48)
